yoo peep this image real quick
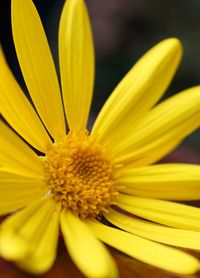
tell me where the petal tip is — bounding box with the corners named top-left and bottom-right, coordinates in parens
top-left (162, 37), bottom-right (183, 56)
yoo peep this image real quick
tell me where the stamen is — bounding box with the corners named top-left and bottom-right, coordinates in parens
top-left (43, 131), bottom-right (120, 219)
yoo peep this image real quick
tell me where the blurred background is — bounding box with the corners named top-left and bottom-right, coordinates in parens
top-left (0, 0), bottom-right (200, 155)
top-left (0, 1), bottom-right (200, 277)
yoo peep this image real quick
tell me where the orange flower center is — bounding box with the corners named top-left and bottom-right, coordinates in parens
top-left (43, 131), bottom-right (119, 219)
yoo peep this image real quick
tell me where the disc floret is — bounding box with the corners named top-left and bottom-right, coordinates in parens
top-left (43, 131), bottom-right (119, 218)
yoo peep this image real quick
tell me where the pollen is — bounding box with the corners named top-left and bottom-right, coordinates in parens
top-left (43, 131), bottom-right (119, 219)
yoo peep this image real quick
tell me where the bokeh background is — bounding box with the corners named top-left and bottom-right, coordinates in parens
top-left (0, 0), bottom-right (200, 277)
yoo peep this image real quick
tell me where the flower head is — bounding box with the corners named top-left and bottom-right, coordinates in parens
top-left (1, 0), bottom-right (200, 277)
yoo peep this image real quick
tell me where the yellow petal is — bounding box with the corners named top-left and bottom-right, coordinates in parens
top-left (0, 47), bottom-right (51, 153)
top-left (124, 139), bottom-right (181, 167)
top-left (0, 198), bottom-right (60, 274)
top-left (60, 210), bottom-right (118, 278)
top-left (59, 0), bottom-right (94, 133)
top-left (17, 202), bottom-right (61, 274)
top-left (92, 38), bottom-right (182, 145)
top-left (106, 208), bottom-right (200, 250)
top-left (87, 220), bottom-right (200, 275)
top-left (11, 0), bottom-right (65, 141)
top-left (117, 194), bottom-right (200, 231)
top-left (0, 170), bottom-right (46, 215)
top-left (0, 200), bottom-right (43, 259)
top-left (118, 164), bottom-right (200, 200)
top-left (114, 86), bottom-right (200, 165)
top-left (0, 121), bottom-right (44, 177)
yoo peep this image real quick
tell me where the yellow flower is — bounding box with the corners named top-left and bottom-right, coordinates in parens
top-left (1, 0), bottom-right (200, 277)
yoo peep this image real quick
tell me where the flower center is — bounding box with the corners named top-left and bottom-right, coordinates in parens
top-left (43, 131), bottom-right (119, 219)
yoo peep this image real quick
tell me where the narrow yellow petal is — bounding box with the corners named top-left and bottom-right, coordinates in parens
top-left (59, 0), bottom-right (94, 133)
top-left (0, 121), bottom-right (44, 177)
top-left (114, 86), bottom-right (200, 164)
top-left (11, 0), bottom-right (66, 140)
top-left (17, 202), bottom-right (61, 274)
top-left (0, 228), bottom-right (28, 260)
top-left (117, 194), bottom-right (200, 231)
top-left (92, 38), bottom-right (182, 145)
top-left (106, 208), bottom-right (200, 250)
top-left (118, 187), bottom-right (200, 200)
top-left (60, 210), bottom-right (118, 278)
top-left (0, 198), bottom-right (60, 274)
top-left (0, 47), bottom-right (52, 152)
top-left (87, 220), bottom-right (200, 275)
top-left (0, 170), bottom-right (46, 215)
top-left (0, 200), bottom-right (43, 259)
top-left (118, 164), bottom-right (200, 200)
top-left (124, 139), bottom-right (181, 167)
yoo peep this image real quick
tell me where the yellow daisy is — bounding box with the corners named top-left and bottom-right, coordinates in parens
top-left (1, 0), bottom-right (200, 277)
